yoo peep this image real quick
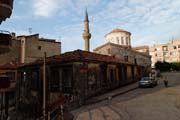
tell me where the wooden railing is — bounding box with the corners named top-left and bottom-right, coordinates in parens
top-left (0, 31), bottom-right (12, 46)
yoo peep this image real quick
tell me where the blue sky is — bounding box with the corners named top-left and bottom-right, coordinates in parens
top-left (1, 0), bottom-right (180, 52)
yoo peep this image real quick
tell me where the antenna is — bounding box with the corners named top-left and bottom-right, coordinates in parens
top-left (172, 36), bottom-right (174, 41)
top-left (28, 28), bottom-right (32, 35)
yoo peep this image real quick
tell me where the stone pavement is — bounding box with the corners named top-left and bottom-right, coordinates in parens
top-left (72, 72), bottom-right (180, 120)
top-left (72, 82), bottom-right (138, 117)
top-left (85, 82), bottom-right (138, 105)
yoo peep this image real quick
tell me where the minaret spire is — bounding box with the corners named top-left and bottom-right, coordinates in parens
top-left (82, 8), bottom-right (91, 51)
top-left (84, 8), bottom-right (89, 22)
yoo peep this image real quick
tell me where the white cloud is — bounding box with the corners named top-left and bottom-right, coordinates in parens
top-left (33, 0), bottom-right (71, 17)
top-left (32, 0), bottom-right (101, 17)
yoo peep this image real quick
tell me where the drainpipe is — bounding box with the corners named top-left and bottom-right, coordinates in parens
top-left (43, 52), bottom-right (46, 120)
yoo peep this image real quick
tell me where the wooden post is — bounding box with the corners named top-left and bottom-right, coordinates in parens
top-left (43, 52), bottom-right (46, 120)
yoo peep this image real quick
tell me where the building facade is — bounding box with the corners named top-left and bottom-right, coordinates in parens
top-left (0, 33), bottom-right (61, 64)
top-left (132, 46), bottom-right (149, 55)
top-left (16, 50), bottom-right (142, 118)
top-left (0, 62), bottom-right (17, 117)
top-left (150, 40), bottom-right (180, 67)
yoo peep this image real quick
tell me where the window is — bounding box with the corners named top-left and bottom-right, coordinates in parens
top-left (121, 37), bottom-right (124, 45)
top-left (107, 48), bottom-right (111, 54)
top-left (134, 58), bottom-right (137, 64)
top-left (38, 46), bottom-right (42, 50)
top-left (51, 68), bottom-right (60, 91)
top-left (124, 56), bottom-right (128, 61)
top-left (170, 52), bottom-right (176, 56)
top-left (162, 46), bottom-right (168, 51)
top-left (126, 37), bottom-right (129, 41)
top-left (126, 37), bottom-right (129, 45)
top-left (173, 46), bottom-right (176, 49)
top-left (178, 44), bottom-right (180, 48)
top-left (110, 69), bottom-right (116, 82)
top-left (163, 52), bottom-right (168, 56)
top-left (31, 70), bottom-right (39, 90)
top-left (62, 68), bottom-right (72, 93)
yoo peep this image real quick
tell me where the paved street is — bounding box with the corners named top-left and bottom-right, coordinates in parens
top-left (72, 72), bottom-right (180, 120)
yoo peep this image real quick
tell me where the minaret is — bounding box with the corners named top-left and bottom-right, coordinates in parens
top-left (83, 9), bottom-right (91, 51)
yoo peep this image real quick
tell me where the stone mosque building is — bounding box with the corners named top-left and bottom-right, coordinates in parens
top-left (93, 29), bottom-right (151, 69)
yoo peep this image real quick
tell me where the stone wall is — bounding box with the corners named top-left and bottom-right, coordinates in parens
top-left (0, 39), bottom-right (21, 64)
top-left (94, 43), bottom-right (151, 68)
top-left (0, 34), bottom-right (61, 64)
top-left (18, 34), bottom-right (61, 63)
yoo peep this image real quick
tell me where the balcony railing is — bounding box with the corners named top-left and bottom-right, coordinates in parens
top-left (0, 0), bottom-right (13, 24)
top-left (0, 0), bottom-right (13, 9)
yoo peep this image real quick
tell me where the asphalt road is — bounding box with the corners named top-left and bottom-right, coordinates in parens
top-left (72, 72), bottom-right (180, 120)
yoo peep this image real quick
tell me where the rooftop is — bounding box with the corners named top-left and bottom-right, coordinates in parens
top-left (94, 42), bottom-right (151, 58)
top-left (17, 34), bottom-right (61, 43)
top-left (0, 62), bottom-right (17, 70)
top-left (132, 46), bottom-right (149, 50)
top-left (105, 28), bottom-right (131, 37)
top-left (21, 49), bottom-right (134, 67)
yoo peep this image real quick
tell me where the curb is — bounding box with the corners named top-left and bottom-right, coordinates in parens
top-left (85, 86), bottom-right (138, 105)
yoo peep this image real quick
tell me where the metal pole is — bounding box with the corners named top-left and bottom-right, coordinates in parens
top-left (0, 93), bottom-right (2, 120)
top-left (61, 104), bottom-right (63, 120)
top-left (47, 111), bottom-right (50, 120)
top-left (43, 52), bottom-right (46, 120)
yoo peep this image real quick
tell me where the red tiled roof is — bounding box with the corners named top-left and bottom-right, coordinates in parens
top-left (105, 28), bottom-right (131, 37)
top-left (132, 46), bottom-right (149, 50)
top-left (0, 62), bottom-right (17, 70)
top-left (22, 50), bottom-right (134, 67)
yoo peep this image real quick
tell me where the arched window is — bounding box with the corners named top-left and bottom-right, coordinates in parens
top-left (121, 37), bottom-right (124, 45)
top-left (116, 37), bottom-right (119, 44)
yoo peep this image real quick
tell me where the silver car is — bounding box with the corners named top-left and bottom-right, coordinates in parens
top-left (139, 77), bottom-right (158, 87)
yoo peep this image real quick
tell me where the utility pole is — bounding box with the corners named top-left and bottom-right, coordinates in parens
top-left (43, 52), bottom-right (46, 120)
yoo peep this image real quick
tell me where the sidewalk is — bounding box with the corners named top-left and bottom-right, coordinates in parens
top-left (71, 82), bottom-right (138, 117)
top-left (85, 82), bottom-right (138, 105)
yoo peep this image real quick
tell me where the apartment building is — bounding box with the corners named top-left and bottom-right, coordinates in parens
top-left (150, 40), bottom-right (180, 67)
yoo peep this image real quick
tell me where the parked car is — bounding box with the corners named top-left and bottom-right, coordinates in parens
top-left (139, 77), bottom-right (158, 88)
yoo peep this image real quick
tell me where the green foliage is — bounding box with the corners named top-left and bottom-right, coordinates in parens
top-left (155, 61), bottom-right (180, 71)
top-left (170, 62), bottom-right (180, 71)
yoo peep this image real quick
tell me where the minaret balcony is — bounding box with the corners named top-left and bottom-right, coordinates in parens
top-left (83, 33), bottom-right (91, 40)
top-left (0, 30), bottom-right (12, 54)
top-left (0, 0), bottom-right (13, 24)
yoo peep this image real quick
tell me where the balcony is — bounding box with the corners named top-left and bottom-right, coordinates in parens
top-left (0, 30), bottom-right (12, 54)
top-left (0, 0), bottom-right (13, 24)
